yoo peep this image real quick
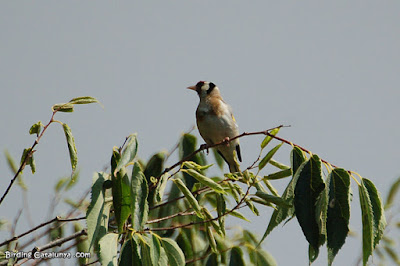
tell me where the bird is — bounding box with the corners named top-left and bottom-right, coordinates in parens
top-left (187, 81), bottom-right (242, 173)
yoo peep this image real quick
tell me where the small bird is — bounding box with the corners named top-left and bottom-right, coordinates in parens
top-left (187, 81), bottom-right (242, 173)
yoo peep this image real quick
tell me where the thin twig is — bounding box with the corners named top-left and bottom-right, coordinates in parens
top-left (146, 210), bottom-right (196, 224)
top-left (155, 125), bottom-right (287, 188)
top-left (33, 229), bottom-right (87, 253)
top-left (145, 185), bottom-right (251, 232)
top-left (0, 111), bottom-right (58, 206)
top-left (0, 216), bottom-right (85, 247)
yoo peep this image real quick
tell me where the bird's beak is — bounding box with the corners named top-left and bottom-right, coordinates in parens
top-left (187, 85), bottom-right (196, 91)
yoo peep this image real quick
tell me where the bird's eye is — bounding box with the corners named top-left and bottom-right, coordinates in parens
top-left (196, 81), bottom-right (205, 90)
top-left (207, 82), bottom-right (216, 94)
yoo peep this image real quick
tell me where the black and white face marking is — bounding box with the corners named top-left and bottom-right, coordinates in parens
top-left (195, 81), bottom-right (217, 97)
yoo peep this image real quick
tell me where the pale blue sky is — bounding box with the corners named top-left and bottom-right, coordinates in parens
top-left (1, 1), bottom-right (400, 265)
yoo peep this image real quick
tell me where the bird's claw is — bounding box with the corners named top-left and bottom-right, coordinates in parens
top-left (200, 144), bottom-right (209, 154)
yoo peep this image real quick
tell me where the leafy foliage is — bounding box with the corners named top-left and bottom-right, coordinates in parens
top-left (1, 97), bottom-right (394, 265)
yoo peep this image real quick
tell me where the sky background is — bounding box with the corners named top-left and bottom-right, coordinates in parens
top-left (1, 1), bottom-right (400, 265)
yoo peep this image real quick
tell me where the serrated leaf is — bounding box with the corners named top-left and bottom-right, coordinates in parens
top-left (29, 121), bottom-right (43, 136)
top-left (261, 127), bottom-right (281, 149)
top-left (362, 178), bottom-right (386, 248)
top-left (260, 170), bottom-right (298, 244)
top-left (52, 102), bottom-right (74, 112)
top-left (131, 162), bottom-right (149, 230)
top-left (182, 169), bottom-right (225, 194)
top-left (114, 133), bottom-right (138, 175)
top-left (99, 233), bottom-right (118, 266)
top-left (62, 123), bottom-right (78, 171)
top-left (359, 180), bottom-right (374, 265)
top-left (327, 168), bottom-right (351, 265)
top-left (160, 237), bottom-right (185, 266)
top-left (69, 96), bottom-right (99, 105)
top-left (255, 191), bottom-right (292, 207)
top-left (86, 172), bottom-right (112, 252)
top-left (294, 155), bottom-right (325, 252)
top-left (258, 143), bottom-right (283, 171)
top-left (172, 178), bottom-right (203, 218)
top-left (229, 246), bottom-right (245, 266)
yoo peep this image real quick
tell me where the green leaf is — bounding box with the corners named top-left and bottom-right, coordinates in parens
top-left (5, 150), bottom-right (18, 174)
top-left (255, 191), bottom-right (292, 207)
top-left (362, 178), bottom-right (386, 248)
top-left (202, 208), bottom-right (223, 236)
top-left (385, 176), bottom-right (400, 209)
top-left (216, 194), bottom-right (226, 236)
top-left (260, 127), bottom-right (281, 149)
top-left (141, 234), bottom-right (161, 266)
top-left (228, 210), bottom-right (250, 222)
top-left (65, 170), bottom-right (80, 190)
top-left (29, 121), bottom-right (43, 136)
top-left (249, 248), bottom-right (277, 266)
top-left (99, 233), bottom-right (118, 266)
top-left (229, 246), bottom-right (245, 266)
top-left (258, 143), bottom-right (283, 171)
top-left (74, 223), bottom-right (89, 265)
top-left (69, 96), bottom-right (99, 105)
top-left (111, 163), bottom-right (131, 233)
top-left (294, 155), bottom-right (325, 252)
top-left (154, 173), bottom-right (169, 203)
top-left (180, 133), bottom-right (206, 190)
top-left (181, 169), bottom-right (225, 194)
top-left (62, 123), bottom-right (78, 171)
top-left (114, 133), bottom-right (138, 175)
top-left (160, 237), bottom-right (185, 266)
top-left (260, 173), bottom-right (298, 244)
top-left (206, 223), bottom-right (218, 253)
top-left (86, 172), bottom-right (112, 251)
top-left (52, 102), bottom-right (74, 112)
top-left (269, 159), bottom-right (290, 170)
top-left (131, 162), bottom-right (149, 230)
top-left (119, 236), bottom-right (135, 266)
top-left (144, 152), bottom-right (165, 207)
top-left (263, 168), bottom-right (292, 180)
top-left (359, 180), bottom-right (374, 265)
top-left (172, 178), bottom-right (203, 219)
top-left (6, 150), bottom-right (28, 190)
top-left (291, 146), bottom-right (306, 175)
top-left (327, 168), bottom-right (351, 265)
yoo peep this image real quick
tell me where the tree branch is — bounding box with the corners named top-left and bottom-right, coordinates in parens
top-left (0, 111), bottom-right (58, 206)
top-left (0, 216), bottom-right (85, 247)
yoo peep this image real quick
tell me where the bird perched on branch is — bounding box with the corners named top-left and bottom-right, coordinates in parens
top-left (187, 81), bottom-right (242, 173)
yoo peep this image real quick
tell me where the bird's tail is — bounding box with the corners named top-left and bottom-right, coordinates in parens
top-left (228, 162), bottom-right (241, 173)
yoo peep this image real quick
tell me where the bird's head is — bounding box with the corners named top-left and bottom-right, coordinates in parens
top-left (187, 81), bottom-right (221, 100)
